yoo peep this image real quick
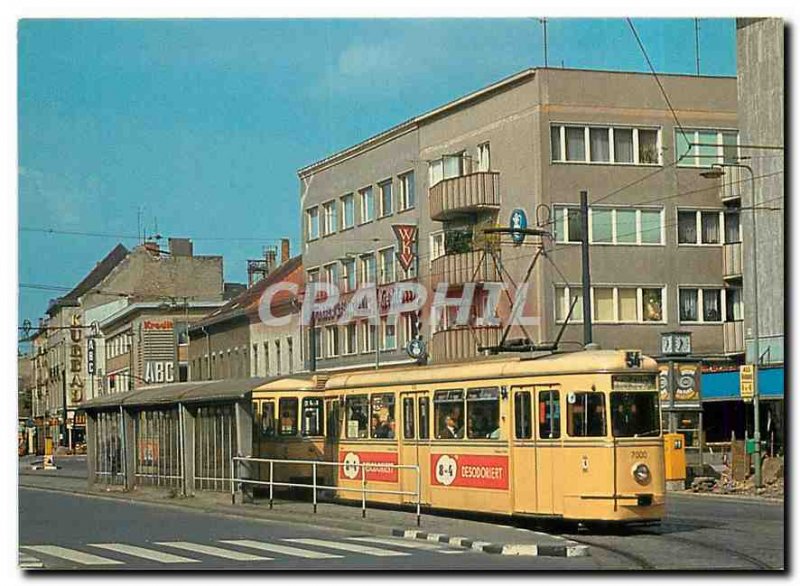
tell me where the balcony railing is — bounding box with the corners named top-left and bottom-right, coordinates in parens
top-left (720, 165), bottom-right (744, 202)
top-left (430, 249), bottom-right (500, 286)
top-left (429, 172), bottom-right (500, 221)
top-left (429, 326), bottom-right (501, 364)
top-left (723, 241), bottom-right (743, 280)
top-left (723, 320), bottom-right (745, 355)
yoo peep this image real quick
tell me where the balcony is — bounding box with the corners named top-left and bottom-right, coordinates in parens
top-left (723, 320), bottom-right (745, 356)
top-left (429, 326), bottom-right (502, 364)
top-left (720, 165), bottom-right (744, 203)
top-left (430, 249), bottom-right (501, 287)
top-left (723, 242), bottom-right (743, 280)
top-left (429, 172), bottom-right (500, 221)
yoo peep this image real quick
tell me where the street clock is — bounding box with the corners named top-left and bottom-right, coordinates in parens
top-left (661, 331), bottom-right (692, 357)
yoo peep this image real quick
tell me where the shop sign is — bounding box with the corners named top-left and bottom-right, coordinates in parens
top-left (430, 454), bottom-right (509, 490)
top-left (659, 363), bottom-right (700, 403)
top-left (392, 224), bottom-right (417, 272)
top-left (740, 364), bottom-right (755, 401)
top-left (143, 320), bottom-right (174, 331)
top-left (339, 451), bottom-right (398, 483)
top-left (144, 361), bottom-right (175, 384)
top-left (69, 314), bottom-right (84, 403)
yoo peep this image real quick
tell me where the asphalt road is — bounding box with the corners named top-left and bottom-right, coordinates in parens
top-left (19, 487), bottom-right (590, 570)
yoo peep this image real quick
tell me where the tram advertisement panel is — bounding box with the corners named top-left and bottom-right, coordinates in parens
top-left (338, 450), bottom-right (398, 482)
top-left (430, 454), bottom-right (509, 490)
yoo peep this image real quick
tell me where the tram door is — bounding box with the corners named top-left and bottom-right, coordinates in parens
top-left (399, 392), bottom-right (430, 505)
top-left (510, 387), bottom-right (537, 513)
top-left (324, 397), bottom-right (340, 463)
top-left (535, 387), bottom-right (562, 515)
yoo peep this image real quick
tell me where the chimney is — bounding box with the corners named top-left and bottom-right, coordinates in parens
top-left (168, 237), bottom-right (193, 257)
top-left (280, 238), bottom-right (290, 264)
top-left (265, 246), bottom-right (277, 273)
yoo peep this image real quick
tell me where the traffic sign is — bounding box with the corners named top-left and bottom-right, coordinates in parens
top-left (740, 364), bottom-right (756, 401)
top-left (509, 209), bottom-right (528, 244)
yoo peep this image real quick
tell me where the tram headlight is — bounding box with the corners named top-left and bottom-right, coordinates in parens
top-left (633, 463), bottom-right (651, 485)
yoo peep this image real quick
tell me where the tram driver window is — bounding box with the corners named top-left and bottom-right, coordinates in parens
top-left (278, 397), bottom-right (298, 436)
top-left (302, 397), bottom-right (323, 437)
top-left (260, 400), bottom-right (276, 437)
top-left (434, 390), bottom-right (464, 439)
top-left (345, 395), bottom-right (369, 439)
top-left (538, 391), bottom-right (561, 439)
top-left (419, 396), bottom-right (430, 440)
top-left (466, 388), bottom-right (501, 439)
top-left (566, 392), bottom-right (606, 437)
top-left (370, 393), bottom-right (396, 439)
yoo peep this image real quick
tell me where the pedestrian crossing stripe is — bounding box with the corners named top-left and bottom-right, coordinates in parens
top-left (220, 540), bottom-right (343, 559)
top-left (155, 541), bottom-right (271, 561)
top-left (19, 552), bottom-right (44, 569)
top-left (23, 545), bottom-right (124, 566)
top-left (284, 538), bottom-right (410, 557)
top-left (90, 543), bottom-right (199, 564)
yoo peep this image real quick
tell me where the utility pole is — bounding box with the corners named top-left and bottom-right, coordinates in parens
top-left (309, 312), bottom-right (317, 373)
top-left (580, 191), bottom-right (593, 346)
top-left (694, 18), bottom-right (701, 76)
top-left (540, 18), bottom-right (548, 67)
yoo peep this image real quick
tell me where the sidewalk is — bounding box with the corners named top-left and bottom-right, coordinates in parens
top-left (18, 469), bottom-right (587, 558)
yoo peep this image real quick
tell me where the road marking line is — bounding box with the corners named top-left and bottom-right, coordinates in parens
top-left (219, 540), bottom-right (343, 559)
top-left (19, 552), bottom-right (44, 568)
top-left (89, 543), bottom-right (200, 564)
top-left (348, 536), bottom-right (453, 552)
top-left (284, 538), bottom-right (409, 557)
top-left (155, 541), bottom-right (271, 561)
top-left (23, 545), bottom-right (124, 566)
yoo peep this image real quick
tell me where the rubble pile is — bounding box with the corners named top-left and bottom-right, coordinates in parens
top-left (690, 456), bottom-right (783, 498)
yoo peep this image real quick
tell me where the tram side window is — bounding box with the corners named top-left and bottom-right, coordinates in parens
top-left (419, 396), bottom-right (430, 440)
top-left (326, 400), bottom-right (339, 439)
top-left (278, 398), bottom-right (298, 436)
top-left (538, 391), bottom-right (561, 439)
top-left (302, 397), bottom-right (324, 437)
top-left (345, 395), bottom-right (369, 439)
top-left (466, 388), bottom-right (501, 439)
top-left (370, 393), bottom-right (396, 439)
top-left (514, 391), bottom-right (532, 439)
top-left (260, 400), bottom-right (276, 437)
top-left (434, 390), bottom-right (464, 439)
top-left (567, 392), bottom-right (606, 437)
top-left (403, 397), bottom-right (415, 439)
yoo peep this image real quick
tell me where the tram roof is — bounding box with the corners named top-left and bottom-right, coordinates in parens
top-left (252, 374), bottom-right (328, 393)
top-left (324, 350), bottom-right (658, 390)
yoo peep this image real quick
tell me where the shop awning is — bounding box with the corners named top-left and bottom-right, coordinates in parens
top-left (78, 377), bottom-right (271, 411)
top-left (701, 366), bottom-right (784, 401)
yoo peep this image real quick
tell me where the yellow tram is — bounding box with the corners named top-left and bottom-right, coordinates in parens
top-left (251, 349), bottom-right (664, 523)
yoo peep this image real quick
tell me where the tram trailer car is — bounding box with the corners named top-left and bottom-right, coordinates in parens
top-left (253, 349), bottom-right (665, 523)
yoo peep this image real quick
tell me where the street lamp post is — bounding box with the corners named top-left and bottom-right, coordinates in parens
top-left (701, 161), bottom-right (762, 488)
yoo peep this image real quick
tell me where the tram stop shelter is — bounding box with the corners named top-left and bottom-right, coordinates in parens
top-left (79, 378), bottom-right (269, 495)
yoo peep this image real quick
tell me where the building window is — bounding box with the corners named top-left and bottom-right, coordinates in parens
top-left (725, 211), bottom-right (741, 243)
top-left (263, 342), bottom-right (270, 376)
top-left (361, 320), bottom-right (376, 353)
top-left (360, 253), bottom-right (376, 284)
top-left (551, 124), bottom-right (662, 165)
top-left (343, 323), bottom-right (357, 355)
top-left (287, 338), bottom-right (293, 374)
top-left (322, 201), bottom-right (337, 237)
top-left (378, 247), bottom-right (395, 284)
top-left (726, 287), bottom-right (744, 321)
top-left (275, 340), bottom-right (282, 376)
top-left (402, 312), bottom-right (416, 345)
top-left (381, 317), bottom-right (397, 351)
top-left (558, 206), bottom-right (664, 245)
top-left (557, 285), bottom-right (664, 324)
top-left (252, 344), bottom-right (258, 377)
top-left (677, 210), bottom-right (723, 245)
top-left (398, 171), bottom-right (415, 211)
top-left (554, 286), bottom-right (584, 323)
top-left (428, 152), bottom-right (468, 187)
top-left (306, 207), bottom-right (319, 240)
top-left (430, 231), bottom-right (446, 261)
top-left (324, 263), bottom-right (339, 286)
top-left (359, 186), bottom-right (374, 224)
top-left (379, 180), bottom-right (393, 217)
top-left (326, 325), bottom-right (340, 357)
top-left (341, 193), bottom-right (355, 229)
top-left (307, 268), bottom-right (320, 284)
top-left (675, 128), bottom-right (739, 167)
top-left (477, 142), bottom-right (490, 172)
top-left (679, 287), bottom-right (730, 323)
top-left (341, 258), bottom-right (356, 292)
top-left (312, 327), bottom-right (322, 361)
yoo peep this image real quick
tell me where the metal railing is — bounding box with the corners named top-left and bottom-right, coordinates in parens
top-left (231, 456), bottom-right (422, 526)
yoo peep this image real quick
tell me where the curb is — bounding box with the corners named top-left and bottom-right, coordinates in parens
top-left (391, 529), bottom-right (590, 558)
top-left (668, 490), bottom-right (784, 505)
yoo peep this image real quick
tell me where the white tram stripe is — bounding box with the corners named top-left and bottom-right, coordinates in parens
top-left (347, 536), bottom-right (450, 551)
top-left (89, 543), bottom-right (199, 563)
top-left (23, 545), bottom-right (124, 566)
top-left (220, 540), bottom-right (343, 559)
top-left (284, 538), bottom-right (410, 557)
top-left (155, 541), bottom-right (271, 561)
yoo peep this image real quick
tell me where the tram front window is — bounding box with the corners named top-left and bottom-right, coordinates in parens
top-left (611, 392), bottom-right (660, 437)
top-left (566, 392), bottom-right (606, 437)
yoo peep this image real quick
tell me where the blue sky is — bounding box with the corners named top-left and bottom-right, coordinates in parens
top-left (17, 17), bottom-right (736, 335)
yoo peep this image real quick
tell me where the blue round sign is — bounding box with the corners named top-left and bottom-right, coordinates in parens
top-left (510, 208), bottom-right (528, 244)
top-left (406, 338), bottom-right (426, 360)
